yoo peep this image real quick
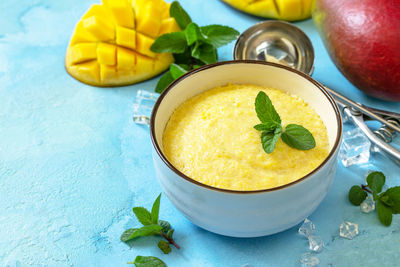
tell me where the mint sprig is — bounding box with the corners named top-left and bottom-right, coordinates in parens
top-left (150, 1), bottom-right (239, 93)
top-left (128, 256), bottom-right (167, 267)
top-left (254, 91), bottom-right (316, 153)
top-left (348, 171), bottom-right (400, 226)
top-left (121, 193), bottom-right (180, 253)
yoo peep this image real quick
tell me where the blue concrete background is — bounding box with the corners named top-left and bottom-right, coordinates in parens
top-left (0, 0), bottom-right (399, 266)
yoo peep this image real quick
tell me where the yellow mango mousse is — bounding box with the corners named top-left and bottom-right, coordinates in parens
top-left (162, 84), bottom-right (330, 191)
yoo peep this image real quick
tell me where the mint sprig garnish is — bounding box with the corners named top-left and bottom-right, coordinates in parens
top-left (348, 171), bottom-right (400, 226)
top-left (254, 91), bottom-right (316, 153)
top-left (121, 193), bottom-right (180, 253)
top-left (151, 1), bottom-right (239, 93)
top-left (128, 255), bottom-right (167, 267)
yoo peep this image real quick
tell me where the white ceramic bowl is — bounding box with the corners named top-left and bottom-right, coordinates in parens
top-left (150, 60), bottom-right (342, 237)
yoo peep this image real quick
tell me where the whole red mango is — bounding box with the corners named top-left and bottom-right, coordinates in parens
top-left (313, 0), bottom-right (400, 101)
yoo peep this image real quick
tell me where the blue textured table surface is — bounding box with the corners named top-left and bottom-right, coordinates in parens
top-left (1, 0), bottom-right (400, 266)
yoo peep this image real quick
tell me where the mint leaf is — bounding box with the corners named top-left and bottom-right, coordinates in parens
top-left (254, 122), bottom-right (278, 132)
top-left (366, 171), bottom-right (385, 194)
top-left (261, 126), bottom-right (281, 154)
top-left (185, 22), bottom-right (203, 46)
top-left (348, 185), bottom-right (367, 206)
top-left (158, 220), bottom-right (171, 232)
top-left (254, 91), bottom-right (281, 125)
top-left (191, 43), bottom-right (217, 64)
top-left (170, 1), bottom-right (191, 29)
top-left (169, 63), bottom-right (188, 79)
top-left (166, 229), bottom-right (174, 239)
top-left (281, 124), bottom-right (316, 150)
top-left (158, 240), bottom-right (172, 254)
top-left (377, 200), bottom-right (393, 226)
top-left (155, 71), bottom-right (174, 93)
top-left (120, 228), bottom-right (139, 242)
top-left (132, 207), bottom-right (152, 225)
top-left (151, 31), bottom-right (187, 53)
top-left (151, 194), bottom-right (162, 224)
top-left (200, 25), bottom-right (239, 48)
top-left (381, 186), bottom-right (400, 214)
top-left (131, 256), bottom-right (167, 267)
top-left (121, 224), bottom-right (163, 242)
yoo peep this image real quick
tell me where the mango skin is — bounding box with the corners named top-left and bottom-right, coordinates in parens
top-left (65, 0), bottom-right (180, 87)
top-left (313, 0), bottom-right (400, 101)
top-left (222, 0), bottom-right (313, 21)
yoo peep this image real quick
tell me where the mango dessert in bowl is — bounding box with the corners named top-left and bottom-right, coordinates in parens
top-left (150, 61), bottom-right (342, 237)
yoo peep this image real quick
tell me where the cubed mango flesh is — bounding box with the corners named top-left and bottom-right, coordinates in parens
top-left (221, 0), bottom-right (313, 21)
top-left (65, 0), bottom-right (181, 86)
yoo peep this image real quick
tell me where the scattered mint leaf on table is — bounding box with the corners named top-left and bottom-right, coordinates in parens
top-left (151, 193), bottom-right (162, 224)
top-left (121, 193), bottom-right (180, 253)
top-left (150, 1), bottom-right (239, 93)
top-left (366, 171), bottom-right (385, 198)
top-left (348, 171), bottom-right (400, 226)
top-left (128, 256), bottom-right (167, 267)
top-left (348, 185), bottom-right (367, 205)
top-left (132, 207), bottom-right (153, 225)
top-left (253, 91), bottom-right (315, 153)
top-left (158, 240), bottom-right (172, 254)
top-left (377, 200), bottom-right (392, 226)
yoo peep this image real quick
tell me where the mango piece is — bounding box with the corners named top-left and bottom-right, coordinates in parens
top-left (221, 0), bottom-right (314, 21)
top-left (136, 32), bottom-right (156, 58)
top-left (136, 2), bottom-right (162, 38)
top-left (68, 61), bottom-right (100, 84)
top-left (67, 43), bottom-right (97, 65)
top-left (83, 15), bottom-right (115, 41)
top-left (66, 0), bottom-right (180, 86)
top-left (159, 18), bottom-right (180, 35)
top-left (100, 65), bottom-right (118, 83)
top-left (69, 22), bottom-right (98, 45)
top-left (97, 43), bottom-right (116, 66)
top-left (276, 0), bottom-right (302, 21)
top-left (103, 0), bottom-right (135, 28)
top-left (116, 26), bottom-right (136, 50)
top-left (117, 47), bottom-right (136, 70)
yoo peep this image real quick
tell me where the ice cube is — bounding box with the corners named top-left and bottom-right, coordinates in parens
top-left (308, 235), bottom-right (324, 253)
top-left (360, 195), bottom-right (375, 213)
top-left (299, 252), bottom-right (320, 267)
top-left (133, 90), bottom-right (159, 125)
top-left (298, 218), bottom-right (316, 238)
top-left (340, 221), bottom-right (359, 240)
top-left (339, 127), bottom-right (371, 167)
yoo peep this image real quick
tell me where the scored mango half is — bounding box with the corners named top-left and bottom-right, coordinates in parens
top-left (65, 0), bottom-right (180, 86)
top-left (222, 0), bottom-right (313, 21)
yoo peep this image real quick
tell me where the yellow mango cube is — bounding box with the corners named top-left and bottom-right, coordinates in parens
top-left (70, 61), bottom-right (100, 83)
top-left (136, 2), bottom-right (161, 37)
top-left (276, 0), bottom-right (302, 20)
top-left (97, 43), bottom-right (116, 66)
top-left (116, 26), bottom-right (136, 50)
top-left (68, 43), bottom-right (97, 65)
top-left (159, 18), bottom-right (180, 35)
top-left (83, 4), bottom-right (114, 23)
top-left (135, 53), bottom-right (154, 73)
top-left (136, 32), bottom-right (156, 58)
top-left (117, 47), bottom-right (136, 70)
top-left (100, 64), bottom-right (118, 83)
top-left (103, 0), bottom-right (135, 28)
top-left (83, 15), bottom-right (115, 41)
top-left (69, 22), bottom-right (98, 45)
